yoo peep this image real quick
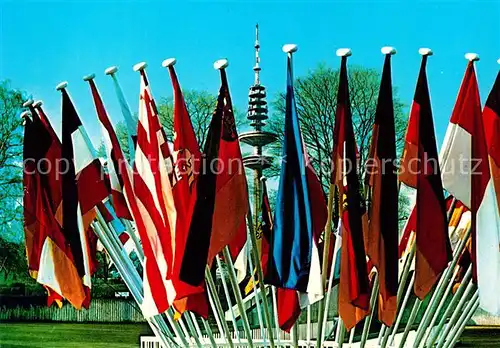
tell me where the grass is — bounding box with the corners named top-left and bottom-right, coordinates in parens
top-left (0, 323), bottom-right (153, 348)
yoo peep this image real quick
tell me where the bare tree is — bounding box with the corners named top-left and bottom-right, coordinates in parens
top-left (0, 80), bottom-right (25, 241)
top-left (267, 63), bottom-right (407, 191)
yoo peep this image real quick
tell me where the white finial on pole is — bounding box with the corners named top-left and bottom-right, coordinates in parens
top-left (214, 59), bottom-right (229, 70)
top-left (105, 66), bottom-right (118, 75)
top-left (465, 53), bottom-right (480, 62)
top-left (282, 44), bottom-right (298, 54)
top-left (381, 46), bottom-right (397, 55)
top-left (162, 58), bottom-right (177, 68)
top-left (23, 100), bottom-right (34, 108)
top-left (56, 81), bottom-right (68, 91)
top-left (20, 110), bottom-right (31, 119)
top-left (133, 62), bottom-right (147, 72)
top-left (418, 48), bottom-right (433, 56)
top-left (336, 48), bottom-right (352, 57)
top-left (83, 73), bottom-right (96, 81)
top-left (33, 100), bottom-right (43, 108)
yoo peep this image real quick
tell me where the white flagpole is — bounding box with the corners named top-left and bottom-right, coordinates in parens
top-left (245, 235), bottom-right (267, 342)
top-left (417, 265), bottom-right (461, 347)
top-left (348, 326), bottom-right (355, 346)
top-left (307, 305), bottom-right (311, 345)
top-left (104, 66), bottom-right (137, 160)
top-left (91, 221), bottom-right (180, 347)
top-left (271, 286), bottom-right (282, 345)
top-left (200, 315), bottom-right (219, 348)
top-left (121, 219), bottom-right (144, 261)
top-left (411, 226), bottom-right (472, 347)
top-left (359, 273), bottom-right (379, 348)
top-left (222, 247), bottom-right (255, 347)
top-left (336, 320), bottom-right (346, 348)
top-left (205, 266), bottom-right (235, 348)
top-left (425, 265), bottom-right (473, 347)
top-left (435, 284), bottom-right (477, 348)
top-left (215, 255), bottom-right (243, 342)
top-left (246, 193), bottom-right (276, 348)
top-left (393, 225), bottom-right (471, 348)
top-left (320, 226), bottom-right (340, 342)
top-left (443, 294), bottom-right (479, 348)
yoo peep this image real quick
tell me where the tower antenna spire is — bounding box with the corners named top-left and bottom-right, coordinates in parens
top-left (254, 23), bottom-right (261, 85)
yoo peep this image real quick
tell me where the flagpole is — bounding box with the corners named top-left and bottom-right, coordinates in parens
top-left (205, 266), bottom-right (235, 348)
top-left (121, 219), bottom-right (145, 262)
top-left (320, 225), bottom-right (341, 342)
top-left (91, 221), bottom-right (179, 347)
top-left (359, 273), bottom-right (379, 348)
top-left (394, 225), bottom-right (471, 348)
top-left (94, 213), bottom-right (189, 347)
top-left (215, 255), bottom-right (243, 342)
top-left (245, 226), bottom-right (267, 342)
top-left (317, 183), bottom-right (335, 347)
top-left (442, 293), bottom-right (479, 348)
top-left (222, 247), bottom-right (255, 347)
top-left (245, 183), bottom-right (276, 347)
top-left (425, 265), bottom-right (472, 347)
top-left (104, 65), bottom-right (137, 159)
top-left (271, 286), bottom-right (282, 344)
top-left (435, 284), bottom-right (477, 348)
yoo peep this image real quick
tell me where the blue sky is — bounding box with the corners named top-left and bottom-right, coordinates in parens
top-left (1, 0), bottom-right (499, 148)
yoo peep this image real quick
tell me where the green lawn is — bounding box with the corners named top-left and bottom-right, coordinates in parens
top-left (0, 323), bottom-right (153, 348)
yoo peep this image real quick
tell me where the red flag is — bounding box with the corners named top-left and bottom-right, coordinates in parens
top-left (180, 67), bottom-right (248, 287)
top-left (167, 63), bottom-right (208, 318)
top-left (23, 111), bottom-right (87, 309)
top-left (333, 54), bottom-right (370, 331)
top-left (401, 55), bottom-right (451, 299)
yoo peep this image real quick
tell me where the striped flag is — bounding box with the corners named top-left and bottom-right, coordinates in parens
top-left (333, 54), bottom-right (370, 331)
top-left (364, 52), bottom-right (399, 326)
top-left (399, 54), bottom-right (451, 300)
top-left (180, 66), bottom-right (248, 287)
top-left (476, 68), bottom-right (500, 315)
top-left (133, 66), bottom-right (177, 315)
top-left (60, 88), bottom-right (109, 306)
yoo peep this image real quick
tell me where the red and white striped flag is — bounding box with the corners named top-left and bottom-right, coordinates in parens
top-left (439, 57), bottom-right (500, 315)
top-left (132, 64), bottom-right (177, 316)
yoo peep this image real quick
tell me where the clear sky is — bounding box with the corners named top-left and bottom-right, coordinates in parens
top-left (1, 0), bottom-right (499, 148)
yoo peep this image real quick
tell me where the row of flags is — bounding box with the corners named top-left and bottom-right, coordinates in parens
top-left (21, 48), bottom-right (500, 336)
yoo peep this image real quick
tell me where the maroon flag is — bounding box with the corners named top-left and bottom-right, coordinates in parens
top-left (364, 52), bottom-right (398, 326)
top-left (333, 53), bottom-right (370, 331)
top-left (400, 54), bottom-right (451, 299)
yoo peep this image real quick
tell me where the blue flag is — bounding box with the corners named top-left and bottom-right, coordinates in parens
top-left (265, 55), bottom-right (315, 292)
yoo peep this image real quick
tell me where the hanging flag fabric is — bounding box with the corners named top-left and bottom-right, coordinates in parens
top-left (364, 53), bottom-right (399, 326)
top-left (265, 52), bottom-right (325, 300)
top-left (132, 67), bottom-right (178, 316)
top-left (23, 111), bottom-right (87, 309)
top-left (60, 88), bottom-right (109, 306)
top-left (180, 67), bottom-right (248, 287)
top-left (332, 54), bottom-right (370, 331)
top-left (167, 64), bottom-right (208, 319)
top-left (477, 69), bottom-right (500, 315)
top-left (90, 72), bottom-right (176, 316)
top-left (88, 78), bottom-right (132, 220)
top-left (401, 55), bottom-right (451, 300)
